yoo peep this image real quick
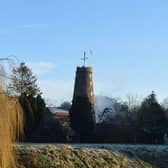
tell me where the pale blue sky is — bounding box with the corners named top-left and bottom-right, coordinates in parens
top-left (0, 0), bottom-right (168, 104)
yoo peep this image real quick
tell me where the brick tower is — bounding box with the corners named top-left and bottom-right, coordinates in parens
top-left (70, 53), bottom-right (95, 135)
top-left (73, 66), bottom-right (94, 107)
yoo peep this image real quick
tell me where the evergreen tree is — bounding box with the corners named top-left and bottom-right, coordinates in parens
top-left (36, 95), bottom-right (46, 122)
top-left (19, 94), bottom-right (34, 136)
top-left (9, 63), bottom-right (47, 139)
top-left (19, 93), bottom-right (47, 138)
top-left (59, 101), bottom-right (71, 110)
top-left (138, 91), bottom-right (166, 132)
top-left (9, 62), bottom-right (40, 96)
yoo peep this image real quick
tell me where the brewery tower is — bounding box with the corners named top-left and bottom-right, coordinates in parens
top-left (73, 66), bottom-right (94, 107)
top-left (70, 52), bottom-right (96, 135)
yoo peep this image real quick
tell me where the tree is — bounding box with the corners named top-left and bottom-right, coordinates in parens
top-left (19, 94), bottom-right (47, 138)
top-left (95, 96), bottom-right (121, 123)
top-left (137, 91), bottom-right (166, 132)
top-left (97, 96), bottom-right (132, 125)
top-left (161, 98), bottom-right (168, 119)
top-left (98, 108), bottom-right (116, 123)
top-left (19, 95), bottom-right (34, 136)
top-left (59, 101), bottom-right (71, 110)
top-left (9, 63), bottom-right (47, 139)
top-left (9, 62), bottom-right (40, 96)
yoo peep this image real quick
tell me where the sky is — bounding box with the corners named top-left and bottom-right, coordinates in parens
top-left (0, 0), bottom-right (168, 105)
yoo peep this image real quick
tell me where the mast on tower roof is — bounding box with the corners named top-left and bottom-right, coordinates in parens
top-left (81, 51), bottom-right (88, 67)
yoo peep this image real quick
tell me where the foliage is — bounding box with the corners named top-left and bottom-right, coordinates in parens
top-left (97, 93), bottom-right (161, 129)
top-left (8, 62), bottom-right (47, 139)
top-left (59, 101), bottom-right (71, 111)
top-left (96, 93), bottom-right (168, 131)
top-left (16, 145), bottom-right (157, 168)
top-left (0, 92), bottom-right (23, 168)
top-left (70, 96), bottom-right (95, 135)
top-left (98, 108), bottom-right (116, 123)
top-left (137, 91), bottom-right (166, 132)
top-left (98, 99), bottom-right (132, 125)
top-left (0, 61), bottom-right (23, 168)
top-left (19, 94), bottom-right (47, 138)
top-left (9, 62), bottom-right (41, 96)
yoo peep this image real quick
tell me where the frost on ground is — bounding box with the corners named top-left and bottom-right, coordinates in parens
top-left (16, 144), bottom-right (168, 168)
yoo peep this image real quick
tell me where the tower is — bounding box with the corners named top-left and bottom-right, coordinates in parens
top-left (73, 66), bottom-right (94, 107)
top-left (70, 53), bottom-right (95, 136)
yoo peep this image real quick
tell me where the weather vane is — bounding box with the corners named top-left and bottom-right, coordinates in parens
top-left (81, 51), bottom-right (88, 67)
top-left (81, 50), bottom-right (93, 67)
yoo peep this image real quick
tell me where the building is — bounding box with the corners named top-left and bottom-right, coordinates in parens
top-left (49, 107), bottom-right (70, 128)
top-left (73, 66), bottom-right (94, 106)
top-left (70, 66), bottom-right (96, 136)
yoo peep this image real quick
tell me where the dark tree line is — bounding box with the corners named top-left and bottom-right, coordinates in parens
top-left (9, 63), bottom-right (48, 139)
top-left (19, 94), bottom-right (46, 138)
top-left (98, 91), bottom-right (168, 134)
